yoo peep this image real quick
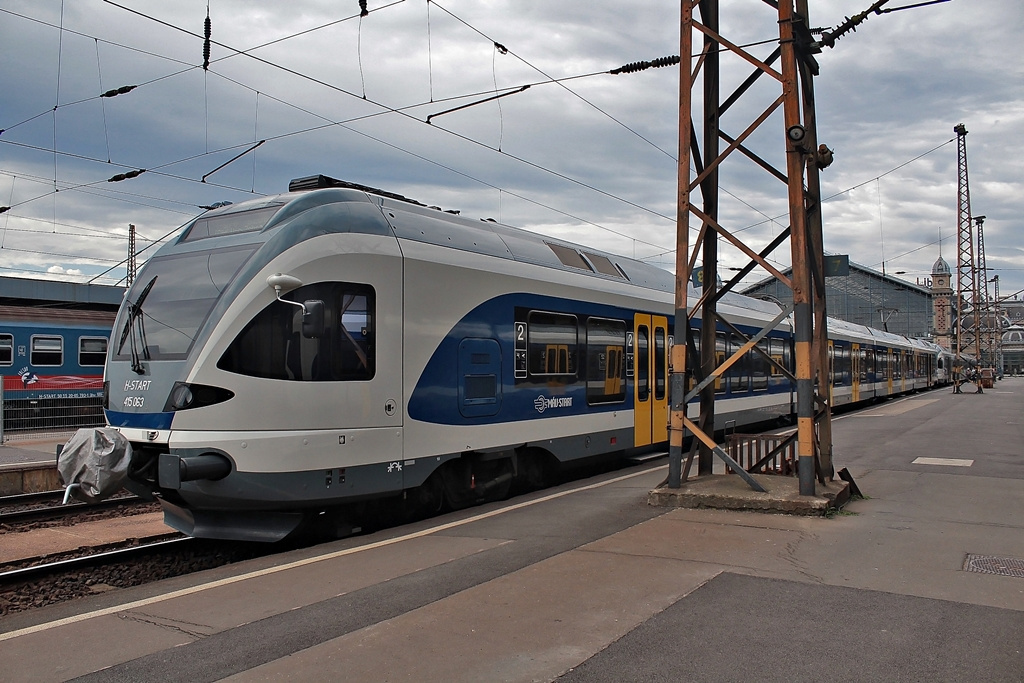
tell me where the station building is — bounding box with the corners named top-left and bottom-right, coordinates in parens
top-left (742, 256), bottom-right (1024, 376)
top-left (0, 275), bottom-right (123, 311)
top-left (741, 260), bottom-right (935, 339)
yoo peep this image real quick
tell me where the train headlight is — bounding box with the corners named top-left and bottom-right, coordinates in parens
top-left (169, 384), bottom-right (193, 409)
top-left (163, 382), bottom-right (234, 412)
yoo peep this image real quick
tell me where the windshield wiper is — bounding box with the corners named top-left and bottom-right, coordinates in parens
top-left (117, 276), bottom-right (157, 374)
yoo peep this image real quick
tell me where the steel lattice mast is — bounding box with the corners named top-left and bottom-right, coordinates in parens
top-left (953, 123), bottom-right (980, 388)
top-left (127, 223), bottom-right (137, 287)
top-left (669, 0), bottom-right (832, 496)
top-left (974, 215), bottom-right (993, 367)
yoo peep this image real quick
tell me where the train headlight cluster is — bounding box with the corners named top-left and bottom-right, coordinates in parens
top-left (163, 382), bottom-right (235, 412)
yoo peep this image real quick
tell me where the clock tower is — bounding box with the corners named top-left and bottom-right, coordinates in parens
top-left (932, 255), bottom-right (953, 349)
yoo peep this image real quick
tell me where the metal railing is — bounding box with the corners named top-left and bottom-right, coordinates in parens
top-left (0, 381), bottom-right (103, 444)
top-left (725, 433), bottom-right (799, 476)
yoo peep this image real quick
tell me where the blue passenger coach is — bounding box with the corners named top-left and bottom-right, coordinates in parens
top-left (1, 306), bottom-right (114, 429)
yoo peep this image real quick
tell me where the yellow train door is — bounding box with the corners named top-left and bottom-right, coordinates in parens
top-left (633, 314), bottom-right (669, 447)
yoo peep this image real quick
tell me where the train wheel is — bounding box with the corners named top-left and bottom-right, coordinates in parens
top-left (512, 448), bottom-right (557, 494)
top-left (407, 472), bottom-right (446, 517)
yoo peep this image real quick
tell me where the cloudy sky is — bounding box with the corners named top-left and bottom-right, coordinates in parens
top-left (1, 0), bottom-right (1022, 304)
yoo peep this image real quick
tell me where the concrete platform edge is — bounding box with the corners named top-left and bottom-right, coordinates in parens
top-left (647, 473), bottom-right (850, 515)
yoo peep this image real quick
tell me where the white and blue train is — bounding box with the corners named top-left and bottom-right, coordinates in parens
top-left (102, 175), bottom-right (950, 541)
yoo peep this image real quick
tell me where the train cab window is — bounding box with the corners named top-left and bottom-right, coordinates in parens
top-left (79, 337), bottom-right (108, 367)
top-left (182, 205), bottom-right (282, 242)
top-left (586, 318), bottom-right (626, 404)
top-left (219, 282), bottom-right (375, 381)
top-left (31, 336), bottom-right (63, 366)
top-left (527, 311), bottom-right (578, 378)
top-left (0, 334), bottom-right (12, 366)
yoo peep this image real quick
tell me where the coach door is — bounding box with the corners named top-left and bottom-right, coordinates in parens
top-left (852, 343), bottom-right (861, 402)
top-left (633, 314), bottom-right (669, 448)
top-left (886, 348), bottom-right (894, 395)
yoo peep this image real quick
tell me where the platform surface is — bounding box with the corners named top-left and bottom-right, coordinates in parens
top-left (2, 380), bottom-right (1023, 682)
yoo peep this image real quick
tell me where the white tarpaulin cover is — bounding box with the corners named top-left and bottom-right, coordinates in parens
top-left (58, 428), bottom-right (132, 503)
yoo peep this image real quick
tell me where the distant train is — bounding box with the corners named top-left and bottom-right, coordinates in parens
top-left (0, 306), bottom-right (115, 431)
top-left (101, 175), bottom-right (951, 541)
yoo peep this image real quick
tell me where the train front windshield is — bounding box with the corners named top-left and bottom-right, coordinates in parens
top-left (114, 245), bottom-right (256, 362)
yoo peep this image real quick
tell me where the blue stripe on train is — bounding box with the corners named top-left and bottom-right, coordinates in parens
top-left (104, 409), bottom-right (174, 430)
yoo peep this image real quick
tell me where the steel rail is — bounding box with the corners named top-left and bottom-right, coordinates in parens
top-left (0, 535), bottom-right (191, 585)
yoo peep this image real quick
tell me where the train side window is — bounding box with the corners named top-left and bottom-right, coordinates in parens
top-left (528, 311), bottom-right (578, 378)
top-left (715, 332), bottom-right (726, 393)
top-left (768, 337), bottom-right (786, 380)
top-left (79, 337), bottom-right (108, 367)
top-left (833, 344), bottom-right (849, 386)
top-left (31, 335), bottom-right (63, 366)
top-left (218, 282), bottom-right (375, 381)
top-left (752, 339), bottom-right (769, 391)
top-left (586, 317), bottom-right (626, 404)
top-left (0, 334), bottom-right (12, 366)
top-left (728, 333), bottom-right (749, 393)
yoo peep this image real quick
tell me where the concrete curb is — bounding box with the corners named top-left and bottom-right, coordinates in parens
top-left (648, 473), bottom-right (850, 515)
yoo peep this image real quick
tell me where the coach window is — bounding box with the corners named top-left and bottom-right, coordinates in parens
top-left (833, 344), bottom-right (849, 386)
top-left (728, 333), bottom-right (749, 393)
top-left (752, 339), bottom-right (769, 391)
top-left (31, 336), bottom-right (63, 367)
top-left (528, 311), bottom-right (578, 379)
top-left (219, 282), bottom-right (375, 381)
top-left (0, 334), bottom-right (12, 366)
top-left (79, 337), bottom-right (108, 367)
top-left (768, 337), bottom-right (785, 380)
top-left (586, 317), bottom-right (626, 404)
top-left (715, 332), bottom-right (727, 393)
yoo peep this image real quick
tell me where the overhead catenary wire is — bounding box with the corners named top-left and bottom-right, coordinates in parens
top-left (3, 1), bottom-right (966, 288)
top-left (7, 0), bottom-right (709, 243)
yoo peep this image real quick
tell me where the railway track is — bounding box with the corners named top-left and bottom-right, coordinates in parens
top-left (0, 536), bottom-right (193, 585)
top-left (0, 492), bottom-right (149, 526)
top-left (0, 535), bottom-right (278, 615)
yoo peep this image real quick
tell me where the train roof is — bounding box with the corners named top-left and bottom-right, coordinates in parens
top-left (187, 176), bottom-right (931, 348)
top-left (191, 176), bottom-right (685, 293)
top-left (0, 276), bottom-right (123, 311)
top-left (0, 305), bottom-right (117, 326)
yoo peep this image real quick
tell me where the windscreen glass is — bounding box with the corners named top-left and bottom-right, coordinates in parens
top-left (181, 205), bottom-right (281, 241)
top-left (114, 245), bottom-right (257, 361)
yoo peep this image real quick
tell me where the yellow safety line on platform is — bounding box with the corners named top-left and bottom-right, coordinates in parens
top-left (0, 460), bottom-right (667, 642)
